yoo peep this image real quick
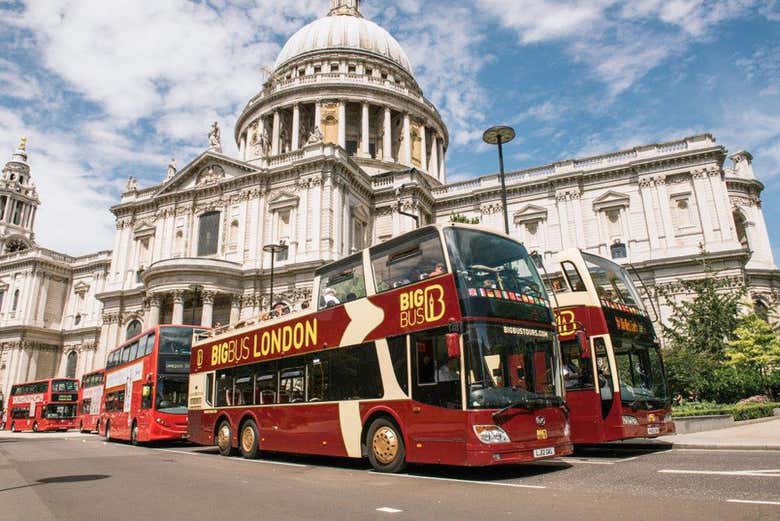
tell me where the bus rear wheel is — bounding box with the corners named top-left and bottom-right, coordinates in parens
top-left (32, 422), bottom-right (39, 433)
top-left (104, 421), bottom-right (112, 441)
top-left (130, 422), bottom-right (141, 446)
top-left (239, 420), bottom-right (260, 459)
top-left (367, 418), bottom-right (406, 473)
top-left (216, 421), bottom-right (235, 457)
top-left (10, 422), bottom-right (16, 432)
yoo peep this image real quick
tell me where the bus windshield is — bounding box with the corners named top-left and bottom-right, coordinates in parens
top-left (582, 253), bottom-right (644, 311)
top-left (463, 323), bottom-right (562, 410)
top-left (156, 375), bottom-right (188, 414)
top-left (159, 327), bottom-right (197, 355)
top-left (446, 228), bottom-right (548, 300)
top-left (52, 380), bottom-right (77, 392)
top-left (613, 338), bottom-right (669, 408)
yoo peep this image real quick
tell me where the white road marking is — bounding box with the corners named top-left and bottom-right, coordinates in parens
top-left (727, 499), bottom-right (780, 506)
top-left (659, 469), bottom-right (780, 477)
top-left (673, 448), bottom-right (780, 454)
top-left (152, 448), bottom-right (307, 468)
top-left (376, 507), bottom-right (403, 513)
top-left (372, 472), bottom-right (546, 489)
top-left (555, 455), bottom-right (639, 465)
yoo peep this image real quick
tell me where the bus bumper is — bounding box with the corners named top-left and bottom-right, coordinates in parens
top-left (465, 440), bottom-right (573, 466)
top-left (149, 418), bottom-right (189, 441)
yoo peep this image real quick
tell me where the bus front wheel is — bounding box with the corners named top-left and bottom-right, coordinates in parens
top-left (10, 422), bottom-right (16, 432)
top-left (216, 421), bottom-right (235, 457)
top-left (367, 418), bottom-right (407, 473)
top-left (239, 420), bottom-right (260, 459)
top-left (32, 422), bottom-right (39, 433)
top-left (104, 421), bottom-right (111, 441)
top-left (130, 422), bottom-right (141, 446)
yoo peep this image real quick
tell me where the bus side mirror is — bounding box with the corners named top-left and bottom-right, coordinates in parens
top-left (446, 333), bottom-right (461, 358)
top-left (576, 331), bottom-right (590, 359)
top-left (142, 384), bottom-right (152, 398)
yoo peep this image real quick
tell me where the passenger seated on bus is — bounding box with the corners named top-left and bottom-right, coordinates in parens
top-left (429, 262), bottom-right (446, 278)
top-left (437, 358), bottom-right (459, 382)
top-left (273, 302), bottom-right (290, 317)
top-left (323, 288), bottom-right (340, 307)
top-left (345, 292), bottom-right (357, 302)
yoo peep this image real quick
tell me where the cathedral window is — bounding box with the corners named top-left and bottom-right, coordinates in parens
top-left (346, 140), bottom-right (358, 156)
top-left (74, 313), bottom-right (81, 326)
top-left (66, 351), bottom-right (78, 379)
top-left (610, 240), bottom-right (627, 259)
top-left (174, 229), bottom-right (185, 257)
top-left (12, 201), bottom-right (22, 225)
top-left (298, 68), bottom-right (305, 77)
top-left (0, 196), bottom-right (6, 220)
top-left (126, 319), bottom-right (142, 339)
top-left (366, 67), bottom-right (373, 77)
top-left (274, 210), bottom-right (291, 262)
top-left (348, 64), bottom-right (356, 74)
top-left (228, 220), bottom-right (240, 252)
top-left (0, 289), bottom-right (4, 311)
top-left (672, 196), bottom-right (694, 231)
top-left (197, 211), bottom-right (221, 257)
top-left (12, 289), bottom-right (19, 312)
top-left (605, 208), bottom-right (622, 241)
top-left (314, 65), bottom-right (321, 74)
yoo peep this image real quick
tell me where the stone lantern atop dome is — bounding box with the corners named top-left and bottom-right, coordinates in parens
top-left (234, 0), bottom-right (449, 183)
top-left (0, 137), bottom-right (40, 252)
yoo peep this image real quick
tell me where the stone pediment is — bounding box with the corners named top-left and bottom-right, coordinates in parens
top-left (593, 190), bottom-right (630, 211)
top-left (153, 152), bottom-right (256, 197)
top-left (73, 281), bottom-right (90, 295)
top-left (268, 191), bottom-right (299, 210)
top-left (133, 221), bottom-right (156, 238)
top-left (513, 204), bottom-right (548, 223)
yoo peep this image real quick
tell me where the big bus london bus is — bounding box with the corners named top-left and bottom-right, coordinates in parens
top-left (5, 378), bottom-right (79, 432)
top-left (553, 249), bottom-right (674, 444)
top-left (188, 224), bottom-right (572, 472)
top-left (99, 325), bottom-right (205, 444)
top-left (77, 369), bottom-right (105, 433)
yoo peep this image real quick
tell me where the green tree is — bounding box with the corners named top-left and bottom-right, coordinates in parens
top-left (659, 255), bottom-right (745, 400)
top-left (725, 313), bottom-right (780, 399)
top-left (449, 213), bottom-right (480, 224)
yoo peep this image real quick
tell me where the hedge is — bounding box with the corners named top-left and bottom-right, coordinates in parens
top-left (673, 402), bottom-right (780, 421)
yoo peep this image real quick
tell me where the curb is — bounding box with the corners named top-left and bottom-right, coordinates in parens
top-left (669, 443), bottom-right (780, 451)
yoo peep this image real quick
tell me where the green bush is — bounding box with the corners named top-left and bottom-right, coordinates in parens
top-left (733, 404), bottom-right (779, 421)
top-left (698, 366), bottom-right (765, 404)
top-left (673, 402), bottom-right (780, 420)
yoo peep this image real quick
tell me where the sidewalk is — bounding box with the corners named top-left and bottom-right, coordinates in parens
top-left (658, 418), bottom-right (780, 450)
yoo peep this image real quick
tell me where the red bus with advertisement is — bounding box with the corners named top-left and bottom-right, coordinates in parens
top-left (5, 378), bottom-right (79, 432)
top-left (78, 369), bottom-right (105, 433)
top-left (188, 224), bottom-right (572, 472)
top-left (99, 325), bottom-right (205, 444)
top-left (553, 249), bottom-right (674, 443)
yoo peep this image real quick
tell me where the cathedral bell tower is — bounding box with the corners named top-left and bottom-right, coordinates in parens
top-left (0, 137), bottom-right (39, 253)
top-left (329, 0), bottom-right (361, 17)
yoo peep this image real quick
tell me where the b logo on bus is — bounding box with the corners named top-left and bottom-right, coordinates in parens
top-left (555, 310), bottom-right (577, 336)
top-left (399, 284), bottom-right (446, 328)
top-left (196, 349), bottom-right (204, 368)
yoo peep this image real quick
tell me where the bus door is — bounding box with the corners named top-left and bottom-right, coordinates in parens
top-left (561, 337), bottom-right (600, 440)
top-left (408, 329), bottom-right (466, 465)
top-left (593, 337), bottom-right (617, 422)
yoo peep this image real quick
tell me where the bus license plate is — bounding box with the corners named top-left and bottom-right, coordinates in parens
top-left (533, 447), bottom-right (555, 458)
top-left (647, 425), bottom-right (660, 435)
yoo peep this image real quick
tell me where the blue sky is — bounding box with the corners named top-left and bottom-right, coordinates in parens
top-left (0, 0), bottom-right (778, 257)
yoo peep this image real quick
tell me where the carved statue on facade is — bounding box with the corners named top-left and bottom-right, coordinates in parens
top-left (307, 126), bottom-right (324, 144)
top-left (125, 176), bottom-right (138, 192)
top-left (166, 158), bottom-right (177, 181)
top-left (208, 121), bottom-right (222, 152)
top-left (280, 128), bottom-right (289, 154)
top-left (260, 126), bottom-right (271, 156)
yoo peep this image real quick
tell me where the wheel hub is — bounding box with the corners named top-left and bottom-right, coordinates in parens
top-left (372, 426), bottom-right (399, 464)
top-left (241, 426), bottom-right (255, 453)
top-left (217, 425), bottom-right (231, 451)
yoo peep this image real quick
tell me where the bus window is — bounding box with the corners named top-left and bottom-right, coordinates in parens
top-left (279, 367), bottom-right (304, 403)
top-left (128, 341), bottom-right (139, 361)
top-left (562, 262), bottom-right (585, 292)
top-left (371, 228), bottom-right (446, 293)
top-left (317, 254), bottom-right (366, 309)
top-left (388, 336), bottom-right (409, 395)
top-left (159, 327), bottom-right (194, 355)
top-left (328, 343), bottom-right (382, 400)
top-left (142, 334), bottom-right (155, 356)
top-left (234, 367), bottom-right (253, 406)
top-left (560, 340), bottom-right (594, 389)
top-left (120, 346), bottom-right (131, 364)
top-left (307, 356), bottom-right (328, 401)
top-left (255, 369), bottom-right (277, 405)
top-left (216, 369), bottom-right (233, 407)
top-left (412, 331), bottom-right (461, 409)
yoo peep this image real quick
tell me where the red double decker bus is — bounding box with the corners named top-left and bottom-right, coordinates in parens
top-left (553, 249), bottom-right (674, 443)
top-left (188, 224), bottom-right (572, 472)
top-left (78, 369), bottom-right (105, 433)
top-left (99, 325), bottom-right (205, 444)
top-left (5, 378), bottom-right (79, 432)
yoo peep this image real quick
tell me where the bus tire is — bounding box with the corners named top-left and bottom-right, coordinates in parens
top-left (366, 418), bottom-right (406, 473)
top-left (216, 420), bottom-right (235, 457)
top-left (130, 422), bottom-right (141, 446)
top-left (239, 420), bottom-right (260, 459)
top-left (10, 422), bottom-right (16, 432)
top-left (32, 422), bottom-right (39, 433)
top-left (105, 421), bottom-right (112, 441)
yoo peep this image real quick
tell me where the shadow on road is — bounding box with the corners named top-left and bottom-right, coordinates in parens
top-left (0, 474), bottom-right (109, 493)
top-left (573, 443), bottom-right (673, 459)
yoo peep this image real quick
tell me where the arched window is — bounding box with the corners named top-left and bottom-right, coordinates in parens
top-left (228, 220), bottom-right (240, 251)
top-left (754, 300), bottom-right (770, 322)
top-left (126, 319), bottom-right (142, 339)
top-left (733, 211), bottom-right (749, 249)
top-left (610, 241), bottom-right (627, 259)
top-left (174, 229), bottom-right (184, 257)
top-left (66, 351), bottom-right (78, 379)
top-left (12, 289), bottom-right (19, 311)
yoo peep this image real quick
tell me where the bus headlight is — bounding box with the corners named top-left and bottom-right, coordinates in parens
top-left (563, 421), bottom-right (571, 438)
top-left (663, 413), bottom-right (673, 423)
top-left (622, 415), bottom-right (639, 425)
top-left (156, 418), bottom-right (168, 426)
top-left (473, 425), bottom-right (511, 444)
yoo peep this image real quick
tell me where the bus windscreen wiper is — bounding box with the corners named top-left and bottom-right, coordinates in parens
top-left (492, 396), bottom-right (563, 420)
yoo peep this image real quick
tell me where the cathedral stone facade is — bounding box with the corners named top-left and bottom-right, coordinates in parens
top-left (1, 0), bottom-right (778, 399)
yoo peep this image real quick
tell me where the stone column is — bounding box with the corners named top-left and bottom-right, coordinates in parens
top-left (338, 101), bottom-right (346, 149)
top-left (420, 125), bottom-right (427, 172)
top-left (401, 113), bottom-right (412, 164)
top-left (271, 111), bottom-right (280, 156)
top-left (239, 135), bottom-right (246, 160)
top-left (383, 107), bottom-right (393, 161)
top-left (691, 169), bottom-right (716, 245)
top-left (292, 104), bottom-right (300, 151)
top-left (654, 176), bottom-right (675, 249)
top-left (440, 142), bottom-right (447, 181)
top-left (26, 347), bottom-right (38, 381)
top-left (148, 294), bottom-right (161, 327)
top-left (229, 295), bottom-right (241, 325)
top-left (361, 103), bottom-right (370, 157)
top-left (200, 290), bottom-right (215, 327)
top-left (314, 103), bottom-right (322, 133)
top-left (638, 177), bottom-right (660, 254)
top-left (708, 167), bottom-right (734, 243)
top-left (172, 290), bottom-right (185, 325)
top-left (429, 135), bottom-right (440, 180)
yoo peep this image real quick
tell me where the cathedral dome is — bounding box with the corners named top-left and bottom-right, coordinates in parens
top-left (274, 9), bottom-right (412, 74)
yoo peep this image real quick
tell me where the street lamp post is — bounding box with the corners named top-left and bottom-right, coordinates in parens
top-left (483, 125), bottom-right (516, 235)
top-left (263, 242), bottom-right (288, 312)
top-left (395, 185), bottom-right (419, 228)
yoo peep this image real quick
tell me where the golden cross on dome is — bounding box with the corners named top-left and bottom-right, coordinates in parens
top-left (19, 136), bottom-right (27, 151)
